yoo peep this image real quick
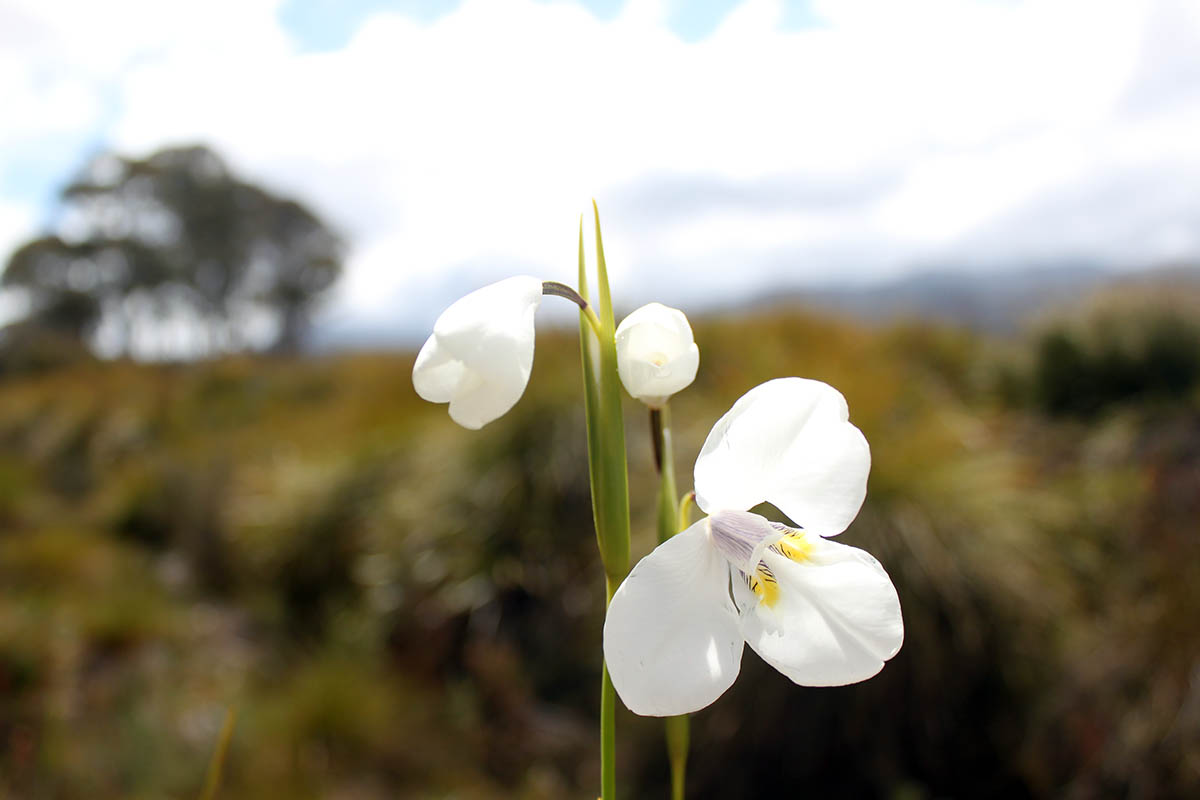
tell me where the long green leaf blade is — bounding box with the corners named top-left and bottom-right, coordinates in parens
top-left (590, 202), bottom-right (630, 581)
top-left (578, 216), bottom-right (606, 561)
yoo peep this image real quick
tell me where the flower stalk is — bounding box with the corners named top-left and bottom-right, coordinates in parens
top-left (578, 204), bottom-right (632, 799)
top-left (649, 406), bottom-right (678, 545)
top-left (542, 280), bottom-right (603, 336)
top-left (650, 404), bottom-right (690, 800)
top-left (664, 715), bottom-right (690, 800)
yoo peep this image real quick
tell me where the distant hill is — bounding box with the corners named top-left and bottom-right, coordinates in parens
top-left (310, 262), bottom-right (1200, 351)
top-left (763, 263), bottom-right (1200, 333)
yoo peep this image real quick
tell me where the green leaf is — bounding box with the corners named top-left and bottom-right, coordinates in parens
top-left (579, 207), bottom-right (632, 800)
top-left (593, 200), bottom-right (617, 333)
top-left (586, 203), bottom-right (630, 583)
top-left (578, 218), bottom-right (607, 566)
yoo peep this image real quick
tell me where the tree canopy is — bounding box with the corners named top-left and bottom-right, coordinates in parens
top-left (2, 145), bottom-right (342, 358)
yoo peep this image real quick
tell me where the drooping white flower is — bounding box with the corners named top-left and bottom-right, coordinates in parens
top-left (614, 303), bottom-right (699, 407)
top-left (603, 378), bottom-right (903, 716)
top-left (412, 276), bottom-right (543, 430)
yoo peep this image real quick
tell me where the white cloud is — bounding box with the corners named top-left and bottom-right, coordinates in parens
top-left (0, 198), bottom-right (35, 268)
top-left (3, 0), bottom-right (1199, 343)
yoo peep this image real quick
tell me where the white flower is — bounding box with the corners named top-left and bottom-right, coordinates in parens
top-left (603, 378), bottom-right (903, 716)
top-left (615, 303), bottom-right (699, 407)
top-left (412, 276), bottom-right (543, 430)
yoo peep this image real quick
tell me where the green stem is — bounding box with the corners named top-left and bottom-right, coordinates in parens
top-left (665, 715), bottom-right (690, 800)
top-left (649, 406), bottom-right (677, 546)
top-left (650, 404), bottom-right (689, 799)
top-left (601, 576), bottom-right (618, 800)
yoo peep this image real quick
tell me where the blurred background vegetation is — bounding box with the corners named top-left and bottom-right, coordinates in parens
top-left (1, 146), bottom-right (1199, 799)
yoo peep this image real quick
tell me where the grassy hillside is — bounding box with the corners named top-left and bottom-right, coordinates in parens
top-left (1, 298), bottom-right (1198, 798)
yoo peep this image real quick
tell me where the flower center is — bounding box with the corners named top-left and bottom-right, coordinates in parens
top-left (742, 530), bottom-right (814, 608)
top-left (707, 510), bottom-right (780, 572)
top-left (709, 511), bottom-right (817, 610)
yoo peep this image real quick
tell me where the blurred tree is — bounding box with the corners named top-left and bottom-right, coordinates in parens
top-left (1, 145), bottom-right (342, 358)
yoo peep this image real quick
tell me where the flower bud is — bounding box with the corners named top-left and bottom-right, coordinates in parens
top-left (615, 303), bottom-right (699, 407)
top-left (412, 276), bottom-right (543, 429)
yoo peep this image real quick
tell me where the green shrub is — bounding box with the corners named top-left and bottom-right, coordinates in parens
top-left (1031, 286), bottom-right (1200, 416)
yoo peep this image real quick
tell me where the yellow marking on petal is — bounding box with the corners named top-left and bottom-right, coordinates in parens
top-left (746, 561), bottom-right (780, 608)
top-left (746, 531), bottom-right (811, 609)
top-left (770, 530), bottom-right (814, 563)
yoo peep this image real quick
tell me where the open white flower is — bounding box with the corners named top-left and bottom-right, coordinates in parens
top-left (412, 276), bottom-right (543, 430)
top-left (603, 378), bottom-right (903, 716)
top-left (615, 303), bottom-right (699, 407)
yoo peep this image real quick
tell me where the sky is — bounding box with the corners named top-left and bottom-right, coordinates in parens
top-left (2, 0), bottom-right (1199, 345)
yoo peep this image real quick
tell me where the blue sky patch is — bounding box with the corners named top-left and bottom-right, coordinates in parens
top-left (279, 0), bottom-right (820, 52)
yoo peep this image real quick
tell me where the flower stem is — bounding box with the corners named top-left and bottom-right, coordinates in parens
top-left (650, 404), bottom-right (690, 800)
top-left (601, 576), bottom-right (618, 800)
top-left (542, 280), bottom-right (603, 336)
top-left (648, 406), bottom-right (677, 546)
top-left (665, 714), bottom-right (690, 800)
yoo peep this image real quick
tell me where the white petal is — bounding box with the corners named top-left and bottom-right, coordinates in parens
top-left (412, 334), bottom-right (463, 403)
top-left (446, 367), bottom-right (518, 431)
top-left (693, 377), bottom-right (870, 537)
top-left (741, 536), bottom-right (903, 686)
top-left (615, 303), bottom-right (699, 405)
top-left (615, 303), bottom-right (694, 358)
top-left (603, 520), bottom-right (744, 716)
top-left (411, 276), bottom-right (543, 429)
top-left (618, 345), bottom-right (699, 406)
